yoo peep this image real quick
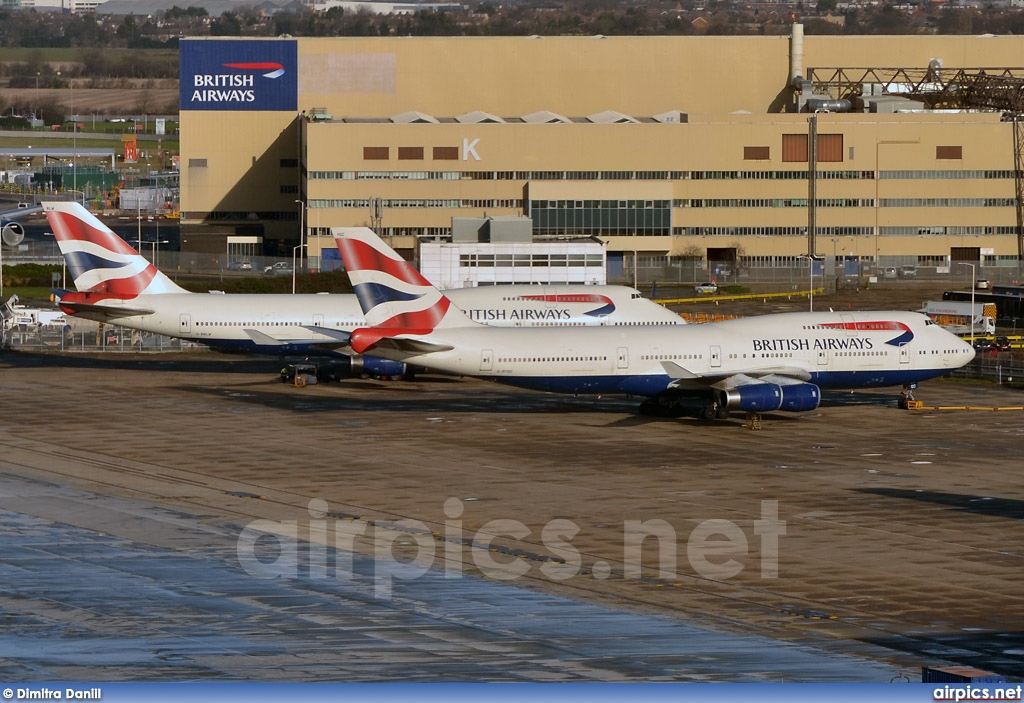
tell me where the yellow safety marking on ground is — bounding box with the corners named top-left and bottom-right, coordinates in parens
top-left (909, 405), bottom-right (1024, 412)
top-left (655, 288), bottom-right (825, 305)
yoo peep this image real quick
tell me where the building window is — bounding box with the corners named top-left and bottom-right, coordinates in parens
top-left (744, 146), bottom-right (770, 160)
top-left (398, 146), bottom-right (424, 160)
top-left (280, 158), bottom-right (298, 167)
top-left (817, 134), bottom-right (843, 162)
top-left (530, 199), bottom-right (671, 236)
top-left (782, 134), bottom-right (808, 162)
top-left (363, 147), bottom-right (390, 160)
top-left (433, 146), bottom-right (458, 160)
top-left (188, 158), bottom-right (208, 168)
top-left (782, 134), bottom-right (843, 162)
top-left (937, 146), bottom-right (963, 160)
top-left (280, 185), bottom-right (298, 194)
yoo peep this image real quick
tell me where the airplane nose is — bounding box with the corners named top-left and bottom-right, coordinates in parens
top-left (965, 340), bottom-right (976, 363)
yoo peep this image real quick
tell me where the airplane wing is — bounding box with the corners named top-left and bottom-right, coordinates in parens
top-left (0, 205), bottom-right (43, 220)
top-left (661, 361), bottom-right (813, 391)
top-left (243, 327), bottom-right (353, 351)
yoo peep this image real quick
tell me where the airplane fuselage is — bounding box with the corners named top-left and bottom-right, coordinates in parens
top-left (63, 285), bottom-right (682, 356)
top-left (358, 311), bottom-right (975, 396)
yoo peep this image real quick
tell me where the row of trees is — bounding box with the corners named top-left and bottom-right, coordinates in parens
top-left (1, 52), bottom-right (177, 84)
top-left (5, 2), bottom-right (1024, 44)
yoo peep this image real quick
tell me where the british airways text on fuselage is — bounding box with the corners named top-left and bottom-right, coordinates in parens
top-left (465, 308), bottom-right (572, 322)
top-left (752, 336), bottom-right (876, 352)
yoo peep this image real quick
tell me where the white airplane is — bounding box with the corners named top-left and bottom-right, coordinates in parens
top-left (334, 226), bottom-right (977, 419)
top-left (43, 201), bottom-right (683, 376)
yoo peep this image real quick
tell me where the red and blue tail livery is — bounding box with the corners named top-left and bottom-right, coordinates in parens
top-left (334, 227), bottom-right (471, 352)
top-left (44, 202), bottom-right (187, 303)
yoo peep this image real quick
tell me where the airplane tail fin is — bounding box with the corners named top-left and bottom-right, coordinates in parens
top-left (43, 201), bottom-right (187, 298)
top-left (333, 227), bottom-right (473, 351)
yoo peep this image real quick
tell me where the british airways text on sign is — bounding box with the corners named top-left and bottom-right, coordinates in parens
top-left (181, 39), bottom-right (297, 111)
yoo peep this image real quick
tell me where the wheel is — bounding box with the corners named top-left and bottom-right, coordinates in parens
top-left (716, 403), bottom-right (731, 419)
top-left (700, 404), bottom-right (717, 421)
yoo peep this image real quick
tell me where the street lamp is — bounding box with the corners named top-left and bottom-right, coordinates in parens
top-left (148, 240), bottom-right (169, 269)
top-left (800, 254), bottom-right (820, 312)
top-left (959, 262), bottom-right (976, 345)
top-left (293, 199), bottom-right (306, 295)
top-left (292, 243), bottom-right (307, 295)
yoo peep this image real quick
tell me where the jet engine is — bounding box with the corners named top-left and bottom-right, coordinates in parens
top-left (779, 383), bottom-right (821, 412)
top-left (719, 381), bottom-right (821, 413)
top-left (2, 222), bottom-right (25, 247)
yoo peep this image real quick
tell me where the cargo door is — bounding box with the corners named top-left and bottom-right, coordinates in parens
top-left (480, 349), bottom-right (493, 372)
top-left (179, 314), bottom-right (191, 335)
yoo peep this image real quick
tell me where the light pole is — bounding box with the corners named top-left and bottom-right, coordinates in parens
top-left (292, 243), bottom-right (307, 295)
top-left (148, 240), bottom-right (169, 269)
top-left (71, 74), bottom-right (76, 197)
top-left (959, 262), bottom-right (976, 345)
top-left (800, 254), bottom-right (820, 312)
top-left (293, 199), bottom-right (305, 295)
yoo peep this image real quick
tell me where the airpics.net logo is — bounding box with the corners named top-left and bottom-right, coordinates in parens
top-left (235, 498), bottom-right (786, 600)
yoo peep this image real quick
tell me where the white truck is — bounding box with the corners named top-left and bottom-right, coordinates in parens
top-left (920, 300), bottom-right (996, 336)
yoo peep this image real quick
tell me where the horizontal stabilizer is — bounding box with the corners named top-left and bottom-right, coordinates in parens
top-left (373, 337), bottom-right (454, 354)
top-left (59, 301), bottom-right (154, 319)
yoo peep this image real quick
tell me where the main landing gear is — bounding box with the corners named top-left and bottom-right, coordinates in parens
top-left (639, 396), bottom-right (730, 421)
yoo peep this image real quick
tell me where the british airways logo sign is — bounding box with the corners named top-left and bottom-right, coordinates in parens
top-left (180, 40), bottom-right (297, 111)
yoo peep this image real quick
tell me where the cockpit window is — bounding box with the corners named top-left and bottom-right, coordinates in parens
top-left (924, 319), bottom-right (935, 325)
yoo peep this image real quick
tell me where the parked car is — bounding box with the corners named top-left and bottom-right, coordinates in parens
top-left (994, 336), bottom-right (1012, 352)
top-left (694, 282), bottom-right (718, 295)
top-left (973, 338), bottom-right (997, 353)
top-left (883, 266), bottom-right (898, 279)
top-left (899, 265), bottom-right (917, 278)
top-left (975, 279), bottom-right (991, 290)
top-left (227, 260), bottom-right (253, 271)
top-left (264, 261), bottom-right (293, 275)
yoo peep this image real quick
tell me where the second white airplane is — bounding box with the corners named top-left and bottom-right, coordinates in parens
top-left (43, 201), bottom-right (683, 376)
top-left (334, 226), bottom-right (977, 419)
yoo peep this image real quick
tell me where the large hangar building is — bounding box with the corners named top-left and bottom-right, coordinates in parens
top-left (179, 29), bottom-right (1024, 280)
